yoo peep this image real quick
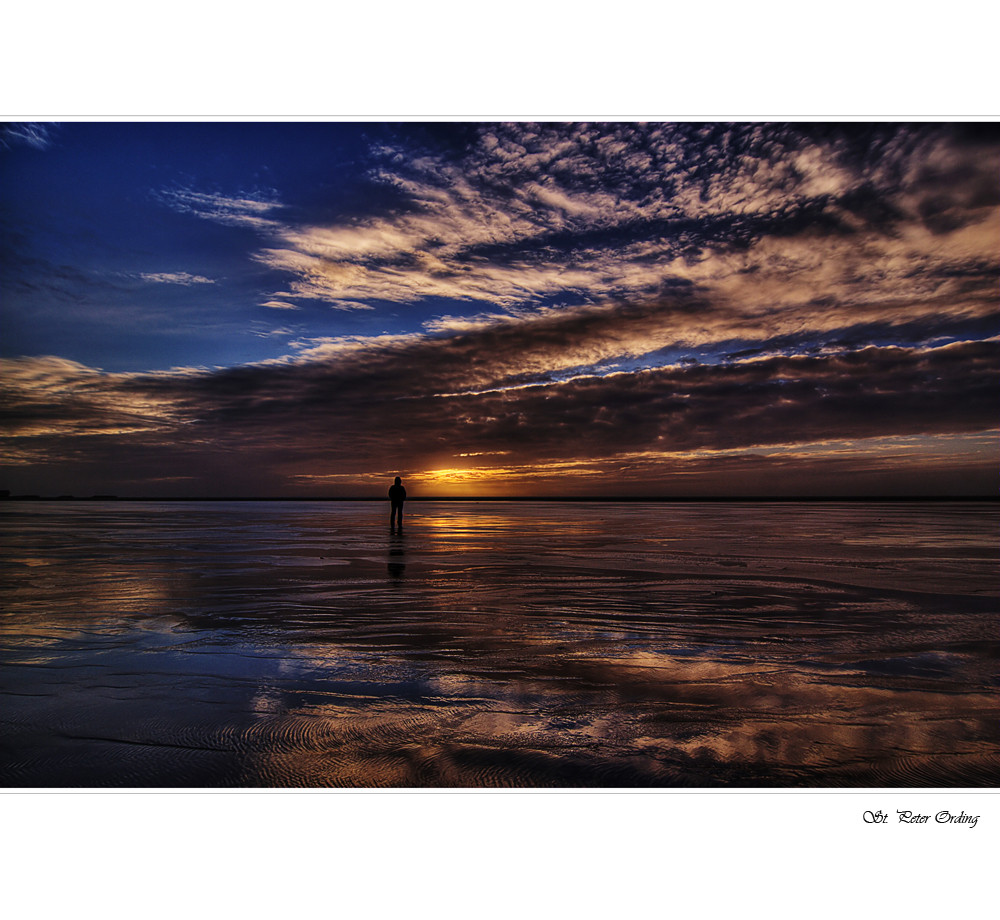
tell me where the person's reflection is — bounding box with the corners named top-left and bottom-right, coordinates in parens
top-left (388, 530), bottom-right (406, 581)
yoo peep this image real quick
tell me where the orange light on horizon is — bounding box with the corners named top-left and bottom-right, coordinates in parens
top-left (285, 428), bottom-right (1000, 499)
top-left (409, 467), bottom-right (515, 497)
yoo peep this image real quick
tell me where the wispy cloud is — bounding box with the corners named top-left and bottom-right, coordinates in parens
top-left (158, 188), bottom-right (284, 230)
top-left (140, 272), bottom-right (214, 285)
top-left (0, 123), bottom-right (57, 150)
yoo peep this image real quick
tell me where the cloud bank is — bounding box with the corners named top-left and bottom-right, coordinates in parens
top-left (2, 330), bottom-right (996, 496)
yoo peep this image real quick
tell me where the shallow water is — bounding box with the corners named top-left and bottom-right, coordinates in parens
top-left (1, 500), bottom-right (997, 787)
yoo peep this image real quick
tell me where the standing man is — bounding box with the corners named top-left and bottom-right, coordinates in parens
top-left (389, 476), bottom-right (406, 531)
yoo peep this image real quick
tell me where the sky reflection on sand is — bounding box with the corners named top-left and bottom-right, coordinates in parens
top-left (1, 500), bottom-right (997, 787)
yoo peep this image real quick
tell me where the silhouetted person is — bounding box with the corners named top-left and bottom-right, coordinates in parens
top-left (389, 476), bottom-right (406, 530)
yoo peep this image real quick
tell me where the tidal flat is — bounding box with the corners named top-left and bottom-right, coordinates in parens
top-left (1, 500), bottom-right (996, 787)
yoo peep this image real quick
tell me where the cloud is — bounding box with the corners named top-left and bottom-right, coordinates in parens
top-left (253, 324), bottom-right (298, 339)
top-left (0, 356), bottom-right (183, 453)
top-left (0, 123), bottom-right (56, 150)
top-left (158, 188), bottom-right (284, 230)
top-left (140, 272), bottom-right (214, 285)
top-left (3, 323), bottom-right (996, 495)
top-left (260, 300), bottom-right (301, 310)
top-left (162, 125), bottom-right (998, 348)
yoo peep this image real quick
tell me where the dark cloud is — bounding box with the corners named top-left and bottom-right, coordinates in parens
top-left (3, 328), bottom-right (996, 496)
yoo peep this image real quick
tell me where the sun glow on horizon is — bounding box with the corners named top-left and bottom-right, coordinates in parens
top-left (273, 425), bottom-right (1000, 499)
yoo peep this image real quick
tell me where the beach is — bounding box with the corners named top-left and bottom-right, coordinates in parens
top-left (1, 499), bottom-right (996, 787)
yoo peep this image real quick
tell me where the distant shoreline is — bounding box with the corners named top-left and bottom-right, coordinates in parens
top-left (2, 494), bottom-right (997, 504)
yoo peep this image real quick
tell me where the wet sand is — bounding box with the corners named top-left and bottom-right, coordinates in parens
top-left (1, 500), bottom-right (997, 787)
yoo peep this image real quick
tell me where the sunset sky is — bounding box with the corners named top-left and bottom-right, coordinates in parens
top-left (2, 121), bottom-right (998, 498)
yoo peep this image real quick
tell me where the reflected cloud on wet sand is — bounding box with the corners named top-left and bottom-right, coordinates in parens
top-left (1, 500), bottom-right (997, 786)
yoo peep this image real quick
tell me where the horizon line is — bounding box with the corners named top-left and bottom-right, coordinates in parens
top-left (2, 494), bottom-right (997, 503)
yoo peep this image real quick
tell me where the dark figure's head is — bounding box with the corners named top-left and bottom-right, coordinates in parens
top-left (394, 476), bottom-right (402, 485)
